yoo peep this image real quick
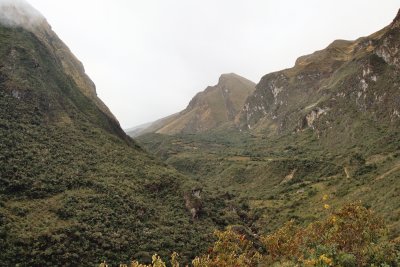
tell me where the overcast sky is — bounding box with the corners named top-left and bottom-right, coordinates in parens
top-left (24, 1), bottom-right (400, 128)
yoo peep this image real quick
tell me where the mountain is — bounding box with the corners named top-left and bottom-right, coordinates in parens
top-left (0, 0), bottom-right (118, 125)
top-left (0, 2), bottom-right (229, 265)
top-left (137, 10), bottom-right (400, 242)
top-left (238, 13), bottom-right (400, 141)
top-left (127, 73), bottom-right (256, 136)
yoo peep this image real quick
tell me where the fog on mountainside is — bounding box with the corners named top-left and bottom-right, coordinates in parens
top-left (0, 0), bottom-right (44, 28)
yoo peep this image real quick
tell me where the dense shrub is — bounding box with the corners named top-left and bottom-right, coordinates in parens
top-left (111, 203), bottom-right (399, 267)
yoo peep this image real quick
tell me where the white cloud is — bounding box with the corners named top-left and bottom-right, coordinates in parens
top-left (0, 0), bottom-right (43, 28)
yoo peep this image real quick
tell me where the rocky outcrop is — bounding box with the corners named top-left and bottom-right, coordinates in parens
top-left (375, 10), bottom-right (400, 69)
top-left (298, 107), bottom-right (329, 130)
top-left (184, 188), bottom-right (203, 219)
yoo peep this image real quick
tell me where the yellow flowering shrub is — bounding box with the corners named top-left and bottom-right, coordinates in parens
top-left (261, 202), bottom-right (397, 266)
top-left (101, 203), bottom-right (399, 267)
top-left (192, 227), bottom-right (262, 267)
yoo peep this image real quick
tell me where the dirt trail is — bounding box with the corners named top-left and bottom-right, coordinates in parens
top-left (376, 161), bottom-right (400, 180)
top-left (344, 167), bottom-right (350, 178)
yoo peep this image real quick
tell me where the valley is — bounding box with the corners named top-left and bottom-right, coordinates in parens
top-left (132, 9), bottom-right (400, 265)
top-left (0, 1), bottom-right (399, 266)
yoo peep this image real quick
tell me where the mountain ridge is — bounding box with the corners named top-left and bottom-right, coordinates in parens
top-left (127, 73), bottom-right (256, 137)
top-left (236, 20), bottom-right (399, 137)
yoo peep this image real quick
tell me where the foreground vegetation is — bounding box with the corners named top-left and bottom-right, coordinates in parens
top-left (102, 203), bottom-right (400, 266)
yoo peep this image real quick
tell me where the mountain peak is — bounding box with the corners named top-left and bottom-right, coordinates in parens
top-left (127, 73), bottom-right (256, 136)
top-left (219, 72), bottom-right (241, 79)
top-left (391, 8), bottom-right (400, 28)
top-left (219, 72), bottom-right (251, 82)
top-left (217, 73), bottom-right (256, 90)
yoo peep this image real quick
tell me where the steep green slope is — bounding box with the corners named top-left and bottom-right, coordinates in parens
top-left (0, 20), bottom-right (230, 266)
top-left (137, 11), bottom-right (400, 242)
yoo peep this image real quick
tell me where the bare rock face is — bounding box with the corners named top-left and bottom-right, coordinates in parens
top-left (184, 188), bottom-right (203, 219)
top-left (375, 10), bottom-right (400, 69)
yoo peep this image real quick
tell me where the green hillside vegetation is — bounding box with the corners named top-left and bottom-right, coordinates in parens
top-left (104, 203), bottom-right (399, 266)
top-left (0, 24), bottom-right (244, 266)
top-left (138, 125), bottom-right (400, 238)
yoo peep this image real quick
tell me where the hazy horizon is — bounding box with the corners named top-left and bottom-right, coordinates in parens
top-left (8, 1), bottom-right (400, 128)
